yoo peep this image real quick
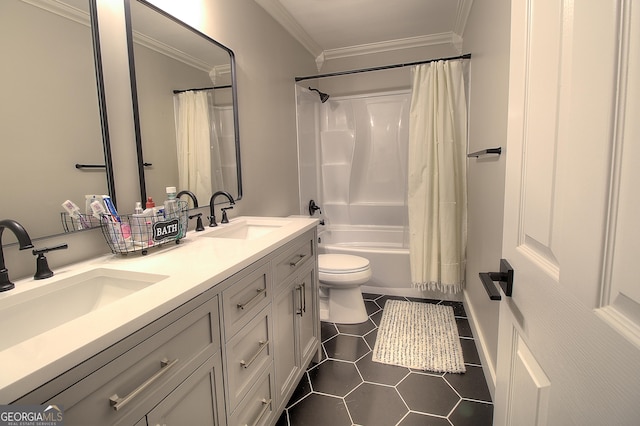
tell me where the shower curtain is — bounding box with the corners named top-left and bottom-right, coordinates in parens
top-left (408, 60), bottom-right (467, 293)
top-left (173, 90), bottom-right (223, 203)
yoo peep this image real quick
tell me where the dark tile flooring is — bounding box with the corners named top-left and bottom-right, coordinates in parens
top-left (276, 293), bottom-right (493, 426)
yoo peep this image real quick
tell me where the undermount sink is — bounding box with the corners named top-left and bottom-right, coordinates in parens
top-left (0, 268), bottom-right (168, 351)
top-left (201, 218), bottom-right (289, 241)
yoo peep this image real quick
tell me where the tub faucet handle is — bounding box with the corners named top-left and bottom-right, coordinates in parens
top-left (309, 200), bottom-right (322, 216)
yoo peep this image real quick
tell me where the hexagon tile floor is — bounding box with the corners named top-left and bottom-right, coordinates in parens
top-left (276, 294), bottom-right (493, 426)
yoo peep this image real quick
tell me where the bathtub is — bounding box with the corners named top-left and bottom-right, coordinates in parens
top-left (317, 225), bottom-right (464, 301)
top-left (317, 225), bottom-right (417, 297)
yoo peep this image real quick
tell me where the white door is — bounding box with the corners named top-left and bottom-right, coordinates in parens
top-left (494, 0), bottom-right (640, 424)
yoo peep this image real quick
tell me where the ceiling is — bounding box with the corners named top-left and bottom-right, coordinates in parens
top-left (255, 0), bottom-right (474, 67)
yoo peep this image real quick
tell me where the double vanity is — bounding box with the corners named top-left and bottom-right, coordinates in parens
top-left (0, 216), bottom-right (319, 426)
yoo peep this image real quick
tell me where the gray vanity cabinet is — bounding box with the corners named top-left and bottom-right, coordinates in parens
top-left (272, 232), bottom-right (319, 412)
top-left (11, 226), bottom-right (320, 426)
top-left (13, 291), bottom-right (224, 426)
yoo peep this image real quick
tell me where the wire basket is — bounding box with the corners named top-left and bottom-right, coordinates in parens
top-left (61, 212), bottom-right (103, 232)
top-left (100, 200), bottom-right (188, 255)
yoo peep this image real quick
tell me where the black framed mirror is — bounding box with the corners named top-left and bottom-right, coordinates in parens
top-left (0, 0), bottom-right (114, 242)
top-left (125, 0), bottom-right (242, 210)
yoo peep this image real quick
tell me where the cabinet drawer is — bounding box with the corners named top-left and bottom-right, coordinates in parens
top-left (222, 262), bottom-right (271, 338)
top-left (145, 352), bottom-right (224, 426)
top-left (48, 297), bottom-right (220, 426)
top-left (225, 306), bottom-right (272, 412)
top-left (273, 233), bottom-right (314, 287)
top-left (228, 367), bottom-right (274, 426)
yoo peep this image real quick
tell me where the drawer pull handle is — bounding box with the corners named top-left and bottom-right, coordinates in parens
top-left (109, 358), bottom-right (178, 411)
top-left (289, 254), bottom-right (306, 268)
top-left (245, 398), bottom-right (272, 426)
top-left (237, 288), bottom-right (266, 310)
top-left (302, 281), bottom-right (307, 313)
top-left (296, 285), bottom-right (303, 316)
top-left (240, 340), bottom-right (269, 369)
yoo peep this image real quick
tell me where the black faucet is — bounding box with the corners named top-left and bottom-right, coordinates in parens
top-left (0, 219), bottom-right (34, 292)
top-left (177, 190), bottom-right (199, 208)
top-left (208, 191), bottom-right (235, 227)
top-left (177, 190), bottom-right (205, 231)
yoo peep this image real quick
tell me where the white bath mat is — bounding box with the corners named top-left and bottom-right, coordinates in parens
top-left (372, 300), bottom-right (466, 373)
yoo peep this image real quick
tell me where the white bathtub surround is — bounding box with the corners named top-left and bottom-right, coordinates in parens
top-left (318, 225), bottom-right (463, 301)
top-left (296, 86), bottom-right (467, 299)
top-left (408, 61), bottom-right (468, 293)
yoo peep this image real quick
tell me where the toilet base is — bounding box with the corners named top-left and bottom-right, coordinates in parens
top-left (319, 285), bottom-right (368, 324)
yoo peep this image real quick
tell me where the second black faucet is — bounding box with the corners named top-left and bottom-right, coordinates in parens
top-left (208, 191), bottom-right (235, 227)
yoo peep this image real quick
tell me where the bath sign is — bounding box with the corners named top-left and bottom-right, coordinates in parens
top-left (152, 218), bottom-right (180, 241)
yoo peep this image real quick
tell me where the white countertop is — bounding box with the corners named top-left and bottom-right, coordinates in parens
top-left (0, 216), bottom-right (317, 402)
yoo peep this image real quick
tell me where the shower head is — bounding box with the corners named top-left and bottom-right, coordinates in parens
top-left (308, 87), bottom-right (330, 103)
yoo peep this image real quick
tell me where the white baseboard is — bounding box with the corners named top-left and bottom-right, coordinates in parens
top-left (463, 291), bottom-right (497, 400)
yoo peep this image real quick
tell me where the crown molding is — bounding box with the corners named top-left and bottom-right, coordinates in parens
top-left (454, 0), bottom-right (474, 37)
top-left (323, 32), bottom-right (462, 60)
top-left (132, 31), bottom-right (214, 73)
top-left (254, 0), bottom-right (324, 59)
top-left (255, 0), bottom-right (470, 65)
top-left (20, 0), bottom-right (89, 26)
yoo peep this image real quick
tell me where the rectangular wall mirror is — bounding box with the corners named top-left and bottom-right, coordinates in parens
top-left (0, 0), bottom-right (113, 243)
top-left (126, 0), bottom-right (242, 210)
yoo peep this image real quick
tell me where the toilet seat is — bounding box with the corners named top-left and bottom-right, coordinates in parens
top-left (318, 254), bottom-right (372, 286)
top-left (317, 254), bottom-right (371, 324)
top-left (318, 254), bottom-right (370, 274)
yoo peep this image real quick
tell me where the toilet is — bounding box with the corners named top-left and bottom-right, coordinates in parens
top-left (318, 254), bottom-right (372, 324)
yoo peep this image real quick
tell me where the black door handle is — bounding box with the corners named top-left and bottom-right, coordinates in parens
top-left (479, 259), bottom-right (514, 300)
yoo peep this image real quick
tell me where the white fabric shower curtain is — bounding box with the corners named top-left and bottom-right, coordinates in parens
top-left (408, 60), bottom-right (467, 293)
top-left (173, 91), bottom-right (220, 203)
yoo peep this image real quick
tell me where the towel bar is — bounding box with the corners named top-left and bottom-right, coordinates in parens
top-left (467, 147), bottom-right (502, 158)
top-left (76, 162), bottom-right (153, 169)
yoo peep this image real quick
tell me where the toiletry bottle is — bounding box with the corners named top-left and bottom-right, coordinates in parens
top-left (131, 201), bottom-right (150, 247)
top-left (164, 186), bottom-right (185, 238)
top-left (164, 187), bottom-right (178, 218)
top-left (144, 197), bottom-right (162, 222)
top-left (145, 197), bottom-right (155, 209)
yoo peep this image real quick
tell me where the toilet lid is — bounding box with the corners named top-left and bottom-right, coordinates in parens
top-left (318, 254), bottom-right (370, 274)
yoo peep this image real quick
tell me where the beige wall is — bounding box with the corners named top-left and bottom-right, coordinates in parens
top-left (462, 0), bottom-right (511, 394)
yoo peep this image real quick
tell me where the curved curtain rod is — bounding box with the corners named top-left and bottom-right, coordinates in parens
top-left (294, 53), bottom-right (471, 82)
